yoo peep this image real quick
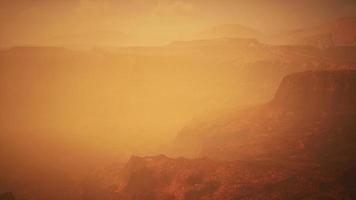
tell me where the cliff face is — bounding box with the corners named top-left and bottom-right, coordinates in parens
top-left (88, 70), bottom-right (356, 200)
top-left (172, 70), bottom-right (356, 162)
top-left (272, 70), bottom-right (356, 115)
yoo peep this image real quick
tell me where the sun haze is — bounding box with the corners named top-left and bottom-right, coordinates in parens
top-left (1, 1), bottom-right (356, 200)
top-left (1, 0), bottom-right (356, 46)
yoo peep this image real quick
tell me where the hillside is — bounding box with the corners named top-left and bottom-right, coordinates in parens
top-left (1, 44), bottom-right (355, 200)
top-left (82, 69), bottom-right (356, 200)
top-left (82, 154), bottom-right (354, 200)
top-left (173, 70), bottom-right (356, 161)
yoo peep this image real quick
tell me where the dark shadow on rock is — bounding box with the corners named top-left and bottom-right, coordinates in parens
top-left (0, 192), bottom-right (15, 200)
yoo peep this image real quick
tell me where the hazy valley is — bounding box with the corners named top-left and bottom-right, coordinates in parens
top-left (1, 3), bottom-right (356, 199)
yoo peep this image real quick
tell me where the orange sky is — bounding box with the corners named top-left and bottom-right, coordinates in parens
top-left (1, 0), bottom-right (356, 46)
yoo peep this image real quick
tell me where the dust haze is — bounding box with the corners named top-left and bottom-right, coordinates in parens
top-left (1, 1), bottom-right (356, 200)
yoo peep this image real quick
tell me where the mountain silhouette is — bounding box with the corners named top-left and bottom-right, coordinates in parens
top-left (196, 24), bottom-right (264, 40)
top-left (274, 17), bottom-right (356, 47)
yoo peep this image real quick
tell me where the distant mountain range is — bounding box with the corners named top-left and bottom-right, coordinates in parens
top-left (195, 24), bottom-right (264, 40)
top-left (274, 17), bottom-right (356, 47)
top-left (197, 17), bottom-right (356, 47)
top-left (2, 17), bottom-right (355, 48)
top-left (40, 30), bottom-right (133, 47)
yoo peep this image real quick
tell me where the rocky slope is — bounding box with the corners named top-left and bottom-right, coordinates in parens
top-left (95, 155), bottom-right (354, 200)
top-left (272, 70), bottom-right (356, 115)
top-left (1, 44), bottom-right (355, 200)
top-left (173, 70), bottom-right (356, 162)
top-left (86, 69), bottom-right (356, 200)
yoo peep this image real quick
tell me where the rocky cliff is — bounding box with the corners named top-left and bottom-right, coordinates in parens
top-left (88, 70), bottom-right (356, 199)
top-left (91, 154), bottom-right (356, 200)
top-left (171, 70), bottom-right (356, 162)
top-left (272, 70), bottom-right (356, 115)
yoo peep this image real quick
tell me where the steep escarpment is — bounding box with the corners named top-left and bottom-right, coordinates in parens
top-left (172, 70), bottom-right (356, 162)
top-left (88, 70), bottom-right (356, 200)
top-left (272, 70), bottom-right (356, 115)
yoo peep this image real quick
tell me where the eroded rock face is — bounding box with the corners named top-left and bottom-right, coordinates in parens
top-left (99, 155), bottom-right (356, 200)
top-left (87, 70), bottom-right (356, 200)
top-left (168, 70), bottom-right (356, 164)
top-left (272, 70), bottom-right (356, 116)
top-left (171, 70), bottom-right (356, 162)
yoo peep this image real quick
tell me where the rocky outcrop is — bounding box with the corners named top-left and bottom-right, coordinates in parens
top-left (272, 70), bottom-right (356, 115)
top-left (86, 70), bottom-right (356, 200)
top-left (172, 70), bottom-right (356, 161)
top-left (98, 155), bottom-right (356, 200)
